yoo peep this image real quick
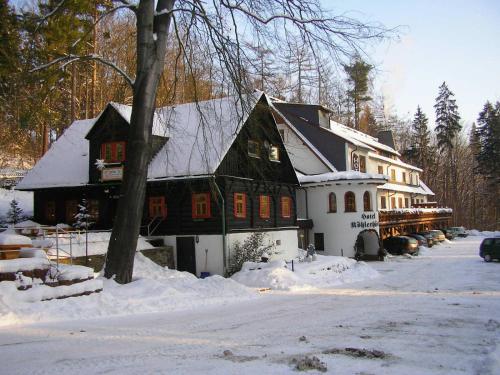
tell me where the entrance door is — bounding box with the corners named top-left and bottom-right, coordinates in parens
top-left (176, 237), bottom-right (197, 275)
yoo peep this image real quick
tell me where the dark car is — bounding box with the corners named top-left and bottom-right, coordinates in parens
top-left (415, 232), bottom-right (434, 247)
top-left (442, 229), bottom-right (456, 240)
top-left (383, 236), bottom-right (419, 255)
top-left (406, 233), bottom-right (427, 247)
top-left (479, 237), bottom-right (500, 262)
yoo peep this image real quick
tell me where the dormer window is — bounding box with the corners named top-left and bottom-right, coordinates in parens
top-left (101, 142), bottom-right (126, 163)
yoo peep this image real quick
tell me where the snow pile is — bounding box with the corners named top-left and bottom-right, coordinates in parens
top-left (44, 231), bottom-right (154, 257)
top-left (0, 229), bottom-right (32, 246)
top-left (0, 253), bottom-right (257, 326)
top-left (0, 257), bottom-right (50, 273)
top-left (298, 171), bottom-right (387, 184)
top-left (231, 254), bottom-right (379, 291)
top-left (57, 264), bottom-right (94, 281)
top-left (467, 229), bottom-right (500, 237)
top-left (379, 207), bottom-right (453, 214)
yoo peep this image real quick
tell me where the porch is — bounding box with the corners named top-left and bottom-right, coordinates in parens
top-left (378, 208), bottom-right (452, 239)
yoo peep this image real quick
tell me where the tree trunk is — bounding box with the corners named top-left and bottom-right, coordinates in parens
top-left (104, 0), bottom-right (174, 284)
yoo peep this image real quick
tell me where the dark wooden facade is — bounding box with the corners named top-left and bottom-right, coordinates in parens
top-left (31, 97), bottom-right (298, 236)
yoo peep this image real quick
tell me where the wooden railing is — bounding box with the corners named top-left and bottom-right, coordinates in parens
top-left (378, 210), bottom-right (452, 227)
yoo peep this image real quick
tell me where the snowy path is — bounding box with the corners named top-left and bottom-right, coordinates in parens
top-left (1, 237), bottom-right (500, 374)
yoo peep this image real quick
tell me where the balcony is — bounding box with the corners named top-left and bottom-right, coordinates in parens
top-left (378, 208), bottom-right (452, 238)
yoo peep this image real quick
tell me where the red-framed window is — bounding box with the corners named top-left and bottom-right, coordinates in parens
top-left (281, 196), bottom-right (292, 218)
top-left (344, 191), bottom-right (356, 212)
top-left (101, 141), bottom-right (126, 163)
top-left (233, 193), bottom-right (247, 218)
top-left (65, 200), bottom-right (78, 223)
top-left (192, 193), bottom-right (211, 219)
top-left (259, 195), bottom-right (271, 219)
top-left (45, 201), bottom-right (56, 222)
top-left (149, 196), bottom-right (167, 219)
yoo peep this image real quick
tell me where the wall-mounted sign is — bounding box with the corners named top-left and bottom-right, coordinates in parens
top-left (101, 167), bottom-right (123, 181)
top-left (351, 212), bottom-right (378, 229)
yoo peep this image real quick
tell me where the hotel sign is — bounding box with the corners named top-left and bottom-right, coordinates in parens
top-left (101, 167), bottom-right (123, 181)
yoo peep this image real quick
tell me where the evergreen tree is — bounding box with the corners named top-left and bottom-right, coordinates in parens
top-left (475, 101), bottom-right (500, 182)
top-left (434, 82), bottom-right (461, 153)
top-left (7, 199), bottom-right (23, 224)
top-left (410, 106), bottom-right (431, 171)
top-left (74, 198), bottom-right (94, 230)
top-left (344, 58), bottom-right (372, 129)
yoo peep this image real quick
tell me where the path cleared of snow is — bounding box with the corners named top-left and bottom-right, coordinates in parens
top-left (1, 236), bottom-right (499, 375)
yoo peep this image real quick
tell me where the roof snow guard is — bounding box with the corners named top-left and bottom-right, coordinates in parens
top-left (297, 171), bottom-right (388, 185)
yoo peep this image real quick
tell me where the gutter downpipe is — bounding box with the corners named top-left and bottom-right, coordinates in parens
top-left (213, 177), bottom-right (227, 274)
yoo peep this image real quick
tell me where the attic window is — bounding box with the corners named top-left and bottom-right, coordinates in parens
top-left (248, 140), bottom-right (260, 158)
top-left (269, 145), bottom-right (280, 162)
top-left (101, 142), bottom-right (126, 163)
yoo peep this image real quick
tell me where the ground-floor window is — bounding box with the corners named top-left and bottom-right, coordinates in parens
top-left (192, 193), bottom-right (211, 219)
top-left (281, 196), bottom-right (292, 218)
top-left (380, 196), bottom-right (387, 209)
top-left (259, 195), bottom-right (271, 219)
top-left (398, 197), bottom-right (403, 208)
top-left (233, 193), bottom-right (247, 218)
top-left (363, 191), bottom-right (371, 211)
top-left (404, 197), bottom-right (409, 208)
top-left (345, 191), bottom-right (356, 212)
top-left (149, 196), bottom-right (167, 219)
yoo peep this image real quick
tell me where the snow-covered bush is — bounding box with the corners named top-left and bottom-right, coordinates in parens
top-left (227, 232), bottom-right (275, 276)
top-left (74, 199), bottom-right (94, 230)
top-left (6, 199), bottom-right (23, 224)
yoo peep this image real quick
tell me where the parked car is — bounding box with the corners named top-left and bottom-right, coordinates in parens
top-left (441, 228), bottom-right (456, 240)
top-left (415, 232), bottom-right (434, 247)
top-left (448, 227), bottom-right (468, 238)
top-left (479, 237), bottom-right (500, 262)
top-left (406, 233), bottom-right (426, 247)
top-left (383, 236), bottom-right (419, 255)
top-left (429, 229), bottom-right (446, 242)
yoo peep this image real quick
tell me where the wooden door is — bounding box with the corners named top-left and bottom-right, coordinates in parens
top-left (176, 237), bottom-right (197, 275)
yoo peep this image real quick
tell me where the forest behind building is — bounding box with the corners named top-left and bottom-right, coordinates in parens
top-left (0, 0), bottom-right (498, 230)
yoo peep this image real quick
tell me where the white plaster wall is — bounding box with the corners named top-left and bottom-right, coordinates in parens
top-left (163, 234), bottom-right (224, 277)
top-left (296, 189), bottom-right (307, 218)
top-left (303, 183), bottom-right (380, 258)
top-left (278, 124), bottom-right (330, 174)
top-left (227, 229), bottom-right (299, 262)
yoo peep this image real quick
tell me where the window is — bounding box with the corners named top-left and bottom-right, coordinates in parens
top-left (192, 193), bottom-right (211, 219)
top-left (88, 199), bottom-right (99, 221)
top-left (352, 153), bottom-right (359, 171)
top-left (359, 155), bottom-right (366, 173)
top-left (281, 196), bottom-right (292, 218)
top-left (314, 233), bottom-right (325, 251)
top-left (65, 200), bottom-right (78, 223)
top-left (233, 193), bottom-right (247, 218)
top-left (398, 197), bottom-right (403, 208)
top-left (45, 201), bottom-right (56, 222)
top-left (378, 165), bottom-right (384, 175)
top-left (381, 196), bottom-right (387, 209)
top-left (248, 140), bottom-right (260, 158)
top-left (101, 142), bottom-right (126, 163)
top-left (416, 174), bottom-right (420, 185)
top-left (149, 196), bottom-right (167, 219)
top-left (363, 191), bottom-right (371, 211)
top-left (390, 169), bottom-right (396, 182)
top-left (404, 198), bottom-right (409, 208)
top-left (402, 172), bottom-right (407, 183)
top-left (328, 193), bottom-right (337, 213)
top-left (259, 195), bottom-right (271, 219)
top-left (344, 191), bottom-right (356, 212)
top-left (391, 197), bottom-right (396, 209)
top-left (269, 145), bottom-right (280, 161)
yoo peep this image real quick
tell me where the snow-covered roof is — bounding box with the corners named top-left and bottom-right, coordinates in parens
top-left (377, 182), bottom-right (430, 196)
top-left (18, 94), bottom-right (262, 189)
top-left (17, 119), bottom-right (96, 190)
top-left (297, 171), bottom-right (388, 185)
top-left (328, 121), bottom-right (400, 156)
top-left (368, 152), bottom-right (423, 172)
top-left (419, 180), bottom-right (435, 196)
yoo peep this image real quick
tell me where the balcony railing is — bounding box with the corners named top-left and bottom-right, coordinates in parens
top-left (378, 208), bottom-right (452, 227)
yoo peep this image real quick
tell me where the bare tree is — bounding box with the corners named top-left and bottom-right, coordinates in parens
top-left (32, 0), bottom-right (394, 283)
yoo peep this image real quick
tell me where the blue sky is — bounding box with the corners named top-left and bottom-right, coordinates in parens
top-left (323, 0), bottom-right (500, 128)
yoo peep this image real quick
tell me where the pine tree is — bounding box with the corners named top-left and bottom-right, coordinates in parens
top-left (7, 199), bottom-right (23, 224)
top-left (74, 198), bottom-right (94, 230)
top-left (475, 101), bottom-right (500, 182)
top-left (344, 58), bottom-right (372, 129)
top-left (410, 106), bottom-right (431, 171)
top-left (434, 82), bottom-right (462, 153)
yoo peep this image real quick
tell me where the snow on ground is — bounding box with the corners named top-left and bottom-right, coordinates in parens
top-left (0, 187), bottom-right (33, 220)
top-left (1, 236), bottom-right (500, 375)
top-left (232, 255), bottom-right (379, 291)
